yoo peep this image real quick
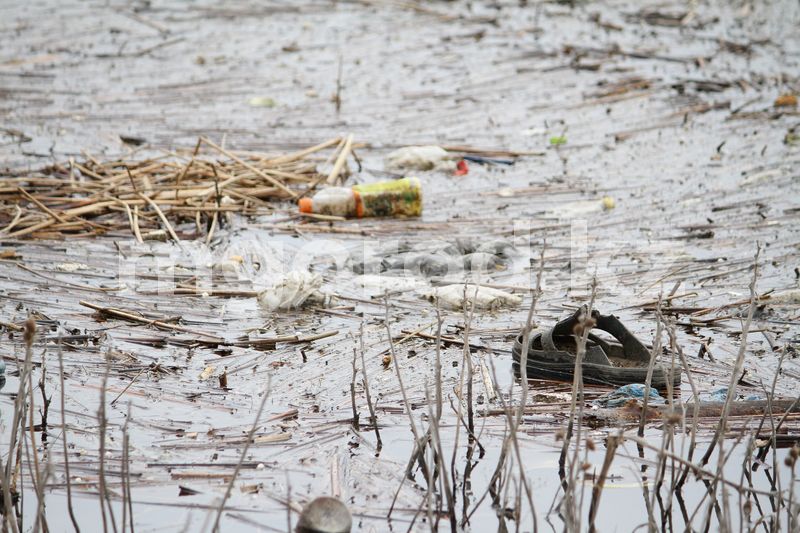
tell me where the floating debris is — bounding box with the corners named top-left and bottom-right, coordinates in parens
top-left (424, 284), bottom-right (522, 310)
top-left (296, 496), bottom-right (352, 533)
top-left (384, 145), bottom-right (456, 172)
top-left (257, 271), bottom-right (324, 311)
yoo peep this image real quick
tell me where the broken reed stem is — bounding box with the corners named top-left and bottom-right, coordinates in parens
top-left (464, 289), bottom-right (476, 445)
top-left (587, 433), bottom-right (621, 533)
top-left (433, 305), bottom-right (445, 530)
top-left (422, 395), bottom-right (437, 531)
top-left (58, 336), bottom-right (75, 533)
top-left (205, 165), bottom-right (221, 245)
top-left (326, 133), bottom-right (353, 185)
top-left (13, 437), bottom-right (23, 533)
top-left (334, 54), bottom-right (343, 113)
top-left (484, 244), bottom-right (544, 529)
top-left (350, 348), bottom-right (360, 431)
top-left (174, 138), bottom-right (201, 200)
top-left (285, 471), bottom-right (292, 533)
top-left (425, 382), bottom-right (455, 532)
top-left (78, 300), bottom-right (223, 341)
top-left (444, 283), bottom-right (479, 533)
top-left (1, 319), bottom-right (35, 533)
top-left (358, 323), bottom-right (382, 451)
top-left (638, 294), bottom-right (664, 438)
top-left (131, 206), bottom-right (143, 243)
top-left (121, 405), bottom-right (128, 533)
top-left (25, 322), bottom-right (44, 528)
top-left (200, 137), bottom-right (296, 198)
top-left (137, 192), bottom-right (181, 245)
top-left (624, 434), bottom-right (779, 498)
top-left (110, 366), bottom-right (148, 406)
top-left (211, 377), bottom-right (272, 533)
top-left (434, 306), bottom-right (444, 423)
top-left (98, 356), bottom-right (119, 533)
top-left (700, 247), bottom-right (760, 472)
top-left (560, 279), bottom-right (597, 532)
top-left (33, 355), bottom-right (51, 533)
top-left (119, 402), bottom-right (135, 533)
top-left (670, 323), bottom-right (701, 490)
top-left (383, 293), bottom-right (428, 479)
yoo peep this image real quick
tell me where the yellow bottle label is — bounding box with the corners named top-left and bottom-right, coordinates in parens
top-left (352, 177), bottom-right (422, 217)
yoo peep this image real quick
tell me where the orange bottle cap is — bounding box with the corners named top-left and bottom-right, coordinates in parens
top-left (298, 197), bottom-right (313, 213)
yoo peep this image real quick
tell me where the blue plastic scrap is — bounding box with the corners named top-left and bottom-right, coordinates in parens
top-left (700, 387), bottom-right (763, 402)
top-left (593, 384), bottom-right (666, 408)
top-left (462, 155), bottom-right (515, 166)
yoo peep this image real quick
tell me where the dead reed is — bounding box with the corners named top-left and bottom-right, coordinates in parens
top-left (0, 137), bottom-right (351, 241)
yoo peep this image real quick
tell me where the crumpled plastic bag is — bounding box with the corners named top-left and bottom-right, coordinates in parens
top-left (455, 237), bottom-right (517, 258)
top-left (385, 145), bottom-right (456, 172)
top-left (423, 284), bottom-right (522, 310)
top-left (257, 271), bottom-right (324, 311)
top-left (462, 252), bottom-right (502, 271)
top-left (593, 384), bottom-right (665, 408)
top-left (350, 237), bottom-right (516, 277)
top-left (700, 387), bottom-right (763, 402)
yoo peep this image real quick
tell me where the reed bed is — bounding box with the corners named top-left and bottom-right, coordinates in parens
top-left (0, 136), bottom-right (351, 241)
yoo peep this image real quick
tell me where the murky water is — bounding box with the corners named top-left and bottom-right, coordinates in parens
top-left (1, 0), bottom-right (799, 531)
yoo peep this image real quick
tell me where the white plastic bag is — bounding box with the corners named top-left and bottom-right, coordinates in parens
top-left (385, 145), bottom-right (455, 172)
top-left (257, 271), bottom-right (324, 311)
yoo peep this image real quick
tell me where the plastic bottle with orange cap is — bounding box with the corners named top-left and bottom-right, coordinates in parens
top-left (298, 177), bottom-right (422, 218)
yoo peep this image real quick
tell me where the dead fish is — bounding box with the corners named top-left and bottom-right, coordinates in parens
top-left (423, 284), bottom-right (522, 310)
top-left (296, 496), bottom-right (352, 533)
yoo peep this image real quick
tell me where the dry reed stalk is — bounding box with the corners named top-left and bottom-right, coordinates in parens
top-left (54, 343), bottom-right (79, 533)
top-left (587, 433), bottom-right (620, 533)
top-left (97, 357), bottom-right (118, 533)
top-left (349, 348), bottom-right (360, 431)
top-left (383, 294), bottom-right (429, 480)
top-left (428, 385), bottom-right (455, 533)
top-left (483, 246), bottom-right (545, 531)
top-left (559, 284), bottom-right (596, 532)
top-left (211, 377), bottom-right (272, 533)
top-left (137, 192), bottom-right (181, 245)
top-left (25, 329), bottom-right (44, 524)
top-left (698, 247), bottom-right (760, 517)
top-left (78, 301), bottom-right (224, 341)
top-left (358, 324), bottom-right (382, 452)
top-left (1, 138), bottom-right (347, 239)
top-left (325, 133), bottom-right (353, 185)
top-left (638, 295), bottom-right (664, 439)
top-left (200, 137), bottom-right (295, 197)
top-left (1, 319), bottom-right (37, 533)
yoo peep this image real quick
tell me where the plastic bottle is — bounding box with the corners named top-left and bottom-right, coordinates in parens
top-left (298, 177), bottom-right (422, 218)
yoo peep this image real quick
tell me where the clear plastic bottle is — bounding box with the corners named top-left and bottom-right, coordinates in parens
top-left (298, 177), bottom-right (422, 218)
